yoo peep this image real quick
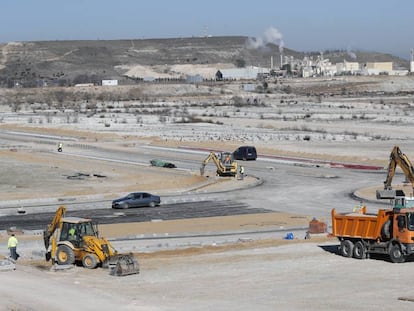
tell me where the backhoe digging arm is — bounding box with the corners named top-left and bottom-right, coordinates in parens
top-left (43, 205), bottom-right (66, 250)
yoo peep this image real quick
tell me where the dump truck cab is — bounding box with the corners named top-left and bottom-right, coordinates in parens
top-left (391, 208), bottom-right (414, 245)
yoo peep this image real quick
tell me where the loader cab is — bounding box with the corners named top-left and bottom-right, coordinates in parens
top-left (60, 217), bottom-right (96, 247)
top-left (220, 152), bottom-right (234, 166)
top-left (391, 208), bottom-right (414, 244)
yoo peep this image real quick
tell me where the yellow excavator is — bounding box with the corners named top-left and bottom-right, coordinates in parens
top-left (43, 206), bottom-right (139, 276)
top-left (200, 151), bottom-right (238, 177)
top-left (376, 145), bottom-right (414, 200)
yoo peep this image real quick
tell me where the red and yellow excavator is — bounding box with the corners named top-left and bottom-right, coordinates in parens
top-left (43, 206), bottom-right (139, 276)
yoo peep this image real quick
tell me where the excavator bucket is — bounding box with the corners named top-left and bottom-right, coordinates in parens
top-left (376, 189), bottom-right (406, 200)
top-left (376, 189), bottom-right (397, 199)
top-left (105, 253), bottom-right (140, 276)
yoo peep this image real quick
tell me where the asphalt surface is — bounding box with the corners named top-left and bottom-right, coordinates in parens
top-left (0, 200), bottom-right (272, 230)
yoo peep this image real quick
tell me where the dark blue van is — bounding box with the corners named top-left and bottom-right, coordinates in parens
top-left (233, 146), bottom-right (257, 161)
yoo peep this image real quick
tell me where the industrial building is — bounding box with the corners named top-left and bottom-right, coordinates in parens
top-left (102, 79), bottom-right (118, 86)
top-left (365, 62), bottom-right (393, 71)
top-left (277, 54), bottom-right (410, 78)
top-left (220, 66), bottom-right (270, 80)
top-left (336, 61), bottom-right (360, 74)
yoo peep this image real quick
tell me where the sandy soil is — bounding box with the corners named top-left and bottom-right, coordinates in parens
top-left (0, 148), bottom-right (205, 201)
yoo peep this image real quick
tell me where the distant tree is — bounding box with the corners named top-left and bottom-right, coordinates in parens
top-left (234, 59), bottom-right (246, 68)
top-left (282, 85), bottom-right (292, 94)
top-left (231, 96), bottom-right (244, 107)
top-left (57, 79), bottom-right (69, 87)
top-left (7, 79), bottom-right (14, 88)
top-left (54, 90), bottom-right (68, 104)
top-left (215, 70), bottom-right (223, 81)
top-left (73, 74), bottom-right (89, 85)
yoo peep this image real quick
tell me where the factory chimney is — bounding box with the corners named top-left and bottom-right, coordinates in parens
top-left (411, 49), bottom-right (414, 73)
top-left (280, 52), bottom-right (283, 69)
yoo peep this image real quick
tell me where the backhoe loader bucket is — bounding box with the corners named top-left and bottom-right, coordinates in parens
top-left (105, 253), bottom-right (140, 276)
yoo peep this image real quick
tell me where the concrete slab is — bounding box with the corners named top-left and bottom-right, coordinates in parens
top-left (0, 259), bottom-right (16, 271)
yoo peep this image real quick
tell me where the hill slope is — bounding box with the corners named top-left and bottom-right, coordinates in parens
top-left (0, 36), bottom-right (408, 87)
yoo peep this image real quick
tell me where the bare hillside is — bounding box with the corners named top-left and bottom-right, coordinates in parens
top-left (0, 36), bottom-right (407, 87)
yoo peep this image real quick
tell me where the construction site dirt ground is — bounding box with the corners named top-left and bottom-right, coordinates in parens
top-left (0, 125), bottom-right (323, 311)
top-left (2, 88), bottom-right (414, 309)
top-left (3, 237), bottom-right (414, 311)
top-left (1, 139), bottom-right (413, 311)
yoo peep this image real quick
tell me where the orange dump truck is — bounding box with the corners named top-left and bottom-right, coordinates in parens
top-left (332, 206), bottom-right (414, 263)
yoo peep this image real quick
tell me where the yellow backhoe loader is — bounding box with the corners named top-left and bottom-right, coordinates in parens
top-left (200, 151), bottom-right (238, 177)
top-left (43, 206), bottom-right (139, 276)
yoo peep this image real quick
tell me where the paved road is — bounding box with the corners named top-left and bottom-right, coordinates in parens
top-left (0, 130), bottom-right (392, 225)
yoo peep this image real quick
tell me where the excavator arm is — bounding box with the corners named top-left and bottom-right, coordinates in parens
top-left (377, 146), bottom-right (414, 199)
top-left (384, 146), bottom-right (414, 189)
top-left (43, 205), bottom-right (66, 250)
top-left (200, 152), bottom-right (215, 176)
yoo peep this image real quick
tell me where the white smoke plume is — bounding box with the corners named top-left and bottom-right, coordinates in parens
top-left (246, 26), bottom-right (285, 52)
top-left (347, 47), bottom-right (357, 60)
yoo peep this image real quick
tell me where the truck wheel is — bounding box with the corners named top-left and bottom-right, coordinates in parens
top-left (82, 254), bottom-right (98, 269)
top-left (389, 244), bottom-right (406, 263)
top-left (353, 241), bottom-right (367, 259)
top-left (340, 240), bottom-right (354, 257)
top-left (56, 245), bottom-right (75, 265)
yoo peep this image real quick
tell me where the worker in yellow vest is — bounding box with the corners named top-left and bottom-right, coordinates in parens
top-left (7, 234), bottom-right (19, 260)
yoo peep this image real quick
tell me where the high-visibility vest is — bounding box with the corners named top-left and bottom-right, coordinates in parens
top-left (240, 166), bottom-right (244, 174)
top-left (69, 228), bottom-right (75, 237)
top-left (8, 236), bottom-right (18, 248)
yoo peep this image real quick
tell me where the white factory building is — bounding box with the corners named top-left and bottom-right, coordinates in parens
top-left (299, 59), bottom-right (409, 77)
top-left (220, 66), bottom-right (270, 80)
top-left (336, 61), bottom-right (360, 74)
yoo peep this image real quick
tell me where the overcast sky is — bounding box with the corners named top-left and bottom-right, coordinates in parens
top-left (1, 0), bottom-right (413, 59)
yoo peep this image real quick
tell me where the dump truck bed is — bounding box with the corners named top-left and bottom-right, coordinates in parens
top-left (331, 208), bottom-right (391, 240)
